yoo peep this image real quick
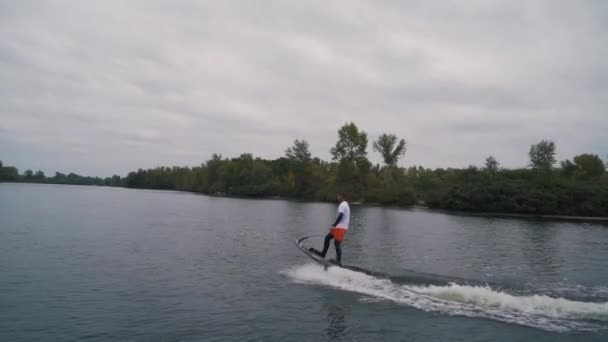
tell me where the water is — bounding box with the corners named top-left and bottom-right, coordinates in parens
top-left (1, 183), bottom-right (608, 341)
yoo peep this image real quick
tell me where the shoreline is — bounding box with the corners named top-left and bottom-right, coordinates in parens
top-left (3, 181), bottom-right (608, 223)
top-left (431, 208), bottom-right (608, 223)
top-left (350, 201), bottom-right (608, 223)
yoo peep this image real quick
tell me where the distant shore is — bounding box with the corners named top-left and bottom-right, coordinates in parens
top-left (4, 181), bottom-right (607, 223)
top-left (431, 208), bottom-right (608, 223)
top-left (349, 201), bottom-right (608, 223)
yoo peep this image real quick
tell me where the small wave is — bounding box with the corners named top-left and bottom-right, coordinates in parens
top-left (412, 283), bottom-right (608, 320)
top-left (284, 264), bottom-right (608, 333)
top-left (526, 282), bottom-right (608, 302)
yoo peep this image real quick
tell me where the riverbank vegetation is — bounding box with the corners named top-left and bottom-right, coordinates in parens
top-left (2, 123), bottom-right (606, 216)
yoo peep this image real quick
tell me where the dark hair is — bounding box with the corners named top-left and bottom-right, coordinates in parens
top-left (338, 192), bottom-right (347, 199)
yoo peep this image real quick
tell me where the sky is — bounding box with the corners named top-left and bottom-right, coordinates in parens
top-left (1, 0), bottom-right (607, 176)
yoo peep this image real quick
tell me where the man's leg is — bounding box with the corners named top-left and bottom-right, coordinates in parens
top-left (320, 232), bottom-right (334, 257)
top-left (309, 233), bottom-right (334, 258)
top-left (334, 239), bottom-right (342, 265)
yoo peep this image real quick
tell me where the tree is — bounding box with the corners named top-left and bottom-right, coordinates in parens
top-left (0, 161), bottom-right (20, 182)
top-left (484, 156), bottom-right (500, 173)
top-left (111, 175), bottom-right (122, 186)
top-left (284, 139), bottom-right (315, 197)
top-left (285, 139), bottom-right (311, 163)
top-left (34, 170), bottom-right (46, 181)
top-left (560, 160), bottom-right (577, 177)
top-left (205, 154), bottom-right (224, 190)
top-left (573, 154), bottom-right (605, 178)
top-left (373, 133), bottom-right (406, 166)
top-left (329, 123), bottom-right (371, 200)
top-left (529, 140), bottom-right (556, 172)
top-left (330, 122), bottom-right (368, 163)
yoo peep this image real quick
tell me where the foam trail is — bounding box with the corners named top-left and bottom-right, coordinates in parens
top-left (411, 284), bottom-right (608, 320)
top-left (284, 264), bottom-right (608, 332)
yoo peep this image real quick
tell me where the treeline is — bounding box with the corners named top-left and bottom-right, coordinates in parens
top-left (121, 123), bottom-right (607, 216)
top-left (0, 161), bottom-right (122, 187)
top-left (2, 122), bottom-right (607, 217)
top-left (426, 163), bottom-right (607, 217)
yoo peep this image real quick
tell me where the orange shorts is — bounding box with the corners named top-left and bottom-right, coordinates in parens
top-left (330, 228), bottom-right (347, 242)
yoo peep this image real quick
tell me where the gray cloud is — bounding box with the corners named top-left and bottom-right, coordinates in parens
top-left (0, 0), bottom-right (606, 176)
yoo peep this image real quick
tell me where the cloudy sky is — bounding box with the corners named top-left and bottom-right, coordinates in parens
top-left (1, 1), bottom-right (606, 176)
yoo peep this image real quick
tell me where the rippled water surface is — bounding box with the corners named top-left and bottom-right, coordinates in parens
top-left (1, 183), bottom-right (608, 341)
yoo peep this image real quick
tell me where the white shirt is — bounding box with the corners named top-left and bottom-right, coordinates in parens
top-left (335, 201), bottom-right (350, 229)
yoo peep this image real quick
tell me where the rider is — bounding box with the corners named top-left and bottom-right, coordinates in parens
top-left (310, 192), bottom-right (350, 265)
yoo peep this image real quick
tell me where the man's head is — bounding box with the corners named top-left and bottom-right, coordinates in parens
top-left (337, 192), bottom-right (346, 202)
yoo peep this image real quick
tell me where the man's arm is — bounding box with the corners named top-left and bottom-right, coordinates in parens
top-left (332, 212), bottom-right (344, 227)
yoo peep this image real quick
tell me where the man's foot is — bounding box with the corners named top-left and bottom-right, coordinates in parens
top-left (308, 248), bottom-right (323, 258)
top-left (308, 247), bottom-right (325, 259)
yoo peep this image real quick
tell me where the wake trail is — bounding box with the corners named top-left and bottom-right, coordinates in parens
top-left (284, 263), bottom-right (608, 333)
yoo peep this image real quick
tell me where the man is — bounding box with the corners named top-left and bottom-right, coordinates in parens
top-left (310, 192), bottom-right (350, 266)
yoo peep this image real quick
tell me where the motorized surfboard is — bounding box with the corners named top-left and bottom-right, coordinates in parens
top-left (294, 235), bottom-right (379, 274)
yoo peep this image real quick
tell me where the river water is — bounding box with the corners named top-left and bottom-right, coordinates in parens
top-left (1, 183), bottom-right (607, 341)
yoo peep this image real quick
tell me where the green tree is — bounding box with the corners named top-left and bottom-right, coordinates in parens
top-left (560, 160), bottom-right (577, 177)
top-left (529, 140), bottom-right (556, 172)
top-left (329, 123), bottom-right (371, 200)
top-left (111, 175), bottom-right (122, 186)
top-left (373, 133), bottom-right (406, 166)
top-left (284, 139), bottom-right (315, 197)
top-left (330, 122), bottom-right (368, 163)
top-left (1, 167), bottom-right (19, 181)
top-left (573, 154), bottom-right (605, 178)
top-left (484, 155), bottom-right (500, 173)
top-left (33, 170), bottom-right (46, 181)
top-left (285, 139), bottom-right (311, 162)
top-left (0, 161), bottom-right (19, 182)
top-left (205, 154), bottom-right (224, 192)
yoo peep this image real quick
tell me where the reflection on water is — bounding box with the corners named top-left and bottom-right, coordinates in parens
top-left (323, 303), bottom-right (349, 341)
top-left (521, 222), bottom-right (562, 277)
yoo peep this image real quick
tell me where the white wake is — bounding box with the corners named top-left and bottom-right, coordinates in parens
top-left (284, 264), bottom-right (608, 332)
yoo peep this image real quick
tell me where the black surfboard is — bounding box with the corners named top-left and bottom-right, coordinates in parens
top-left (294, 236), bottom-right (383, 275)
